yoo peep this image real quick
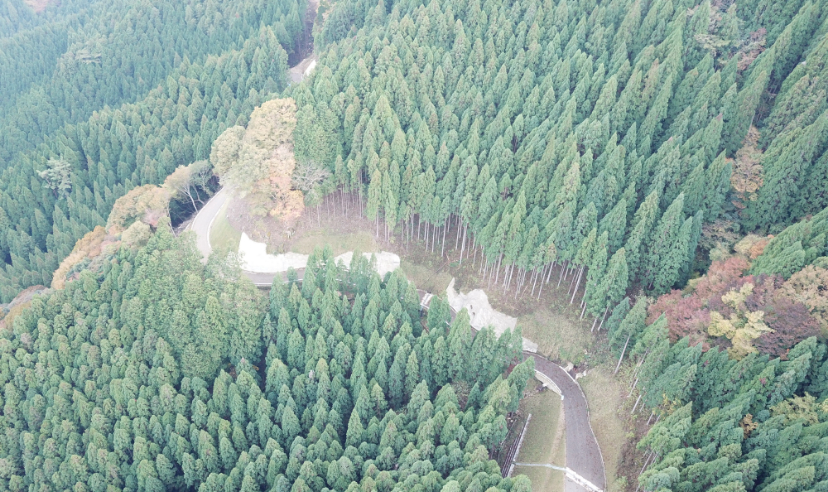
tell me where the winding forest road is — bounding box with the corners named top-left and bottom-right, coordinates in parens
top-left (187, 187), bottom-right (228, 261)
top-left (189, 189), bottom-right (606, 491)
top-left (186, 188), bottom-right (284, 286)
top-left (529, 355), bottom-right (606, 492)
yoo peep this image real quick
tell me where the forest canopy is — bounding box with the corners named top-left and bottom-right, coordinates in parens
top-left (0, 2), bottom-right (298, 301)
top-left (4, 0), bottom-right (828, 490)
top-left (0, 225), bottom-right (534, 492)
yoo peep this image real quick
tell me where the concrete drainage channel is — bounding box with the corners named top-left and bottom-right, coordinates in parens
top-left (189, 189), bottom-right (607, 492)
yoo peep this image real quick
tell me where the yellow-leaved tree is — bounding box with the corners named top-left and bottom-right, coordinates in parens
top-left (210, 98), bottom-right (304, 220)
top-left (707, 282), bottom-right (774, 359)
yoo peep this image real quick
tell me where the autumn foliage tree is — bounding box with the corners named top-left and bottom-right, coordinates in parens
top-left (648, 250), bottom-right (821, 359)
top-left (211, 98), bottom-right (306, 221)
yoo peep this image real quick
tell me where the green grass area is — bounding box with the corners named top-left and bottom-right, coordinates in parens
top-left (580, 368), bottom-right (628, 491)
top-left (513, 465), bottom-right (564, 492)
top-left (209, 202), bottom-right (241, 253)
top-left (512, 382), bottom-right (565, 492)
top-left (290, 229), bottom-right (377, 256)
top-left (517, 307), bottom-right (595, 365)
top-left (400, 258), bottom-right (454, 295)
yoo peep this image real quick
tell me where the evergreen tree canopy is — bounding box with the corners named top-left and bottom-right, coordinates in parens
top-left (0, 225), bottom-right (531, 492)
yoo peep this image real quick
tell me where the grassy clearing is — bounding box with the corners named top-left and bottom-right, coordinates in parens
top-left (580, 367), bottom-right (629, 491)
top-left (290, 228), bottom-right (377, 256)
top-left (210, 202), bottom-right (241, 253)
top-left (396, 231), bottom-right (610, 366)
top-left (516, 385), bottom-right (565, 464)
top-left (517, 307), bottom-right (595, 365)
top-left (400, 258), bottom-right (454, 294)
top-left (512, 382), bottom-right (565, 492)
top-left (513, 465), bottom-right (565, 492)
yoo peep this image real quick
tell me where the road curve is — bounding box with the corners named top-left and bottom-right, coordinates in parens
top-left (529, 354), bottom-right (606, 492)
top-left (187, 187), bottom-right (230, 261)
top-left (191, 190), bottom-right (606, 490)
top-left (418, 295), bottom-right (605, 492)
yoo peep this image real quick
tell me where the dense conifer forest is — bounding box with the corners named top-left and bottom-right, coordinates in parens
top-left (0, 0), bottom-right (303, 300)
top-left (3, 0), bottom-right (828, 490)
top-left (0, 225), bottom-right (533, 491)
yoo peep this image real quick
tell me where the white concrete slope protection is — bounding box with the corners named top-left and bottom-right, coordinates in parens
top-left (446, 278), bottom-right (539, 352)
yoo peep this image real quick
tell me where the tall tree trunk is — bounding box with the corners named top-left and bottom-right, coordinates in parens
top-left (192, 185), bottom-right (204, 205)
top-left (627, 377), bottom-right (639, 397)
top-left (531, 268), bottom-right (538, 296)
top-left (614, 334), bottom-right (631, 375)
top-left (636, 452), bottom-right (657, 490)
top-left (596, 306), bottom-right (610, 331)
top-left (460, 225), bottom-right (467, 265)
top-left (494, 254), bottom-right (503, 285)
top-left (504, 264), bottom-right (512, 291)
top-left (455, 216), bottom-right (462, 250)
top-left (569, 266), bottom-right (584, 304)
top-left (186, 189), bottom-right (198, 212)
top-left (567, 264), bottom-right (581, 296)
top-left (557, 261), bottom-right (568, 288)
top-left (441, 221), bottom-right (447, 257)
top-left (537, 266), bottom-right (546, 299)
top-left (631, 393), bottom-right (642, 414)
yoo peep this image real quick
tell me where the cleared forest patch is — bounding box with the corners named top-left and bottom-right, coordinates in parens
top-left (290, 228), bottom-right (376, 256)
top-left (517, 308), bottom-right (593, 365)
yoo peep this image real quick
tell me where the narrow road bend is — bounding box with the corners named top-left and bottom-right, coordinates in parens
top-left (529, 354), bottom-right (605, 492)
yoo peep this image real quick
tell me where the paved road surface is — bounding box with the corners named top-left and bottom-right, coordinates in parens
top-left (419, 295), bottom-right (606, 492)
top-left (187, 187), bottom-right (229, 261)
top-left (530, 354), bottom-right (605, 492)
top-left (191, 189), bottom-right (606, 491)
